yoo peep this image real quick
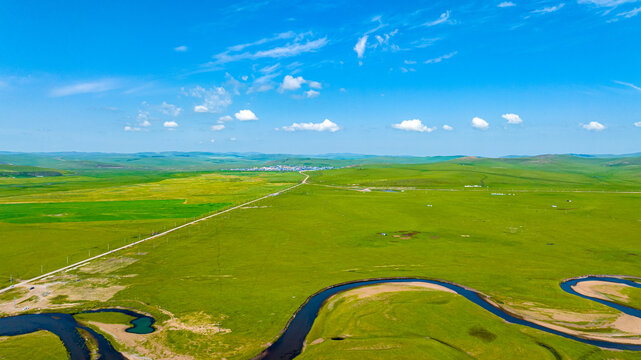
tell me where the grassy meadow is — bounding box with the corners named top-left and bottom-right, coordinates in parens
top-left (0, 331), bottom-right (67, 360)
top-left (0, 168), bottom-right (302, 288)
top-left (0, 154), bottom-right (640, 359)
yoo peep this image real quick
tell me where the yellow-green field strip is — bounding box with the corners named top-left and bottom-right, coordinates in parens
top-left (0, 172), bottom-right (309, 295)
top-left (309, 183), bottom-right (641, 193)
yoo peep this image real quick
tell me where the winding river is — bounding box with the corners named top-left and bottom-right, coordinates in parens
top-left (254, 276), bottom-right (641, 360)
top-left (0, 276), bottom-right (639, 360)
top-left (0, 308), bottom-right (154, 360)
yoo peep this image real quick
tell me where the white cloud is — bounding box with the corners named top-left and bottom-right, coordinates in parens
top-left (229, 137), bottom-right (237, 141)
top-left (614, 80), bottom-right (641, 92)
top-left (280, 75), bottom-right (306, 91)
top-left (218, 115), bottom-right (233, 123)
top-left (282, 119), bottom-right (340, 132)
top-left (135, 110), bottom-right (151, 127)
top-left (582, 121), bottom-right (606, 131)
top-left (247, 72), bottom-right (280, 94)
top-left (498, 1), bottom-right (516, 7)
top-left (424, 11), bottom-right (451, 26)
top-left (472, 117), bottom-right (489, 130)
top-left (163, 121), bottom-right (179, 128)
top-left (174, 45), bottom-right (188, 52)
top-left (532, 3), bottom-right (565, 13)
top-left (189, 86), bottom-right (232, 113)
top-left (354, 35), bottom-right (368, 58)
top-left (228, 31), bottom-right (296, 52)
top-left (392, 119), bottom-right (436, 132)
top-left (235, 109), bottom-right (258, 121)
top-left (634, 121), bottom-right (641, 127)
top-left (160, 102), bottom-right (182, 116)
top-left (50, 79), bottom-right (119, 97)
top-left (214, 36), bottom-right (328, 64)
top-left (442, 124), bottom-right (454, 131)
top-left (305, 89), bottom-right (320, 98)
top-left (424, 51), bottom-right (458, 64)
top-left (137, 110), bottom-right (149, 120)
top-left (124, 125), bottom-right (141, 132)
top-left (502, 113), bottom-right (523, 124)
top-left (618, 6), bottom-right (641, 17)
top-left (578, 0), bottom-right (637, 6)
top-left (308, 80), bottom-right (322, 89)
top-left (278, 75), bottom-right (322, 94)
top-left (211, 124), bottom-right (225, 131)
top-left (404, 60), bottom-right (417, 64)
top-left (210, 138), bottom-right (216, 143)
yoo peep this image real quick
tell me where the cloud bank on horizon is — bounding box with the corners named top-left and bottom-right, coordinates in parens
top-left (0, 0), bottom-right (640, 155)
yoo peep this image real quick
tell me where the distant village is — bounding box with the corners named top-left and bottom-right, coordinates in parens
top-left (228, 165), bottom-right (335, 172)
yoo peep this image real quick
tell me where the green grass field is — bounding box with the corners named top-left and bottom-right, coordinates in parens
top-left (0, 331), bottom-right (67, 360)
top-left (1, 154), bottom-right (640, 359)
top-left (0, 169), bottom-right (301, 288)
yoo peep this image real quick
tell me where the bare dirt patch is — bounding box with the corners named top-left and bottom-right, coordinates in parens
top-left (163, 312), bottom-right (231, 335)
top-left (495, 300), bottom-right (641, 345)
top-left (572, 281), bottom-right (631, 302)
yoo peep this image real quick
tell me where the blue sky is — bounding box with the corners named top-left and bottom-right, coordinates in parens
top-left (1, 0), bottom-right (640, 156)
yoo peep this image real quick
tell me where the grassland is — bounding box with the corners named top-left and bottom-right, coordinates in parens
top-left (0, 169), bottom-right (302, 288)
top-left (0, 331), bottom-right (67, 360)
top-left (74, 311), bottom-right (136, 325)
top-left (299, 286), bottom-right (624, 360)
top-left (1, 154), bottom-right (641, 359)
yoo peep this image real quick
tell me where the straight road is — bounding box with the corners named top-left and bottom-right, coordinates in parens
top-left (0, 172), bottom-right (309, 294)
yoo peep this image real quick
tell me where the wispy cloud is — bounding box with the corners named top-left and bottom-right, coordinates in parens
top-left (578, 0), bottom-right (638, 6)
top-left (532, 3), bottom-right (565, 14)
top-left (160, 102), bottom-right (182, 116)
top-left (305, 89), bottom-right (320, 98)
top-left (617, 6), bottom-right (641, 17)
top-left (174, 45), bottom-right (188, 52)
top-left (423, 10), bottom-right (452, 26)
top-left (187, 86), bottom-right (232, 113)
top-left (424, 51), bottom-right (458, 64)
top-left (213, 33), bottom-right (328, 64)
top-left (498, 2), bottom-right (516, 7)
top-left (50, 79), bottom-right (119, 97)
top-left (228, 31), bottom-right (296, 52)
top-left (614, 80), bottom-right (641, 92)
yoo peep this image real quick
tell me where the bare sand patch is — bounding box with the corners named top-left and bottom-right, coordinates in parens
top-left (493, 300), bottom-right (641, 345)
top-left (572, 281), bottom-right (631, 302)
top-left (343, 282), bottom-right (456, 300)
top-left (614, 314), bottom-right (641, 333)
top-left (163, 312), bottom-right (231, 335)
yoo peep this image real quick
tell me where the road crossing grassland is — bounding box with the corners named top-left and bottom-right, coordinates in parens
top-left (0, 171), bottom-right (305, 290)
